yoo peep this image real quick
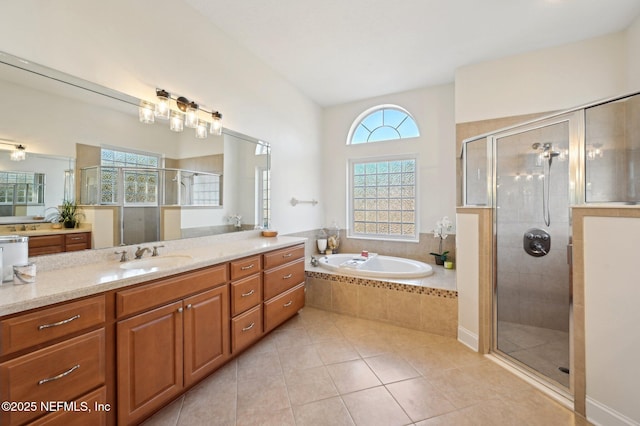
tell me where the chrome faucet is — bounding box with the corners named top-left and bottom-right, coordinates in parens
top-left (152, 245), bottom-right (164, 257)
top-left (115, 250), bottom-right (129, 262)
top-left (135, 246), bottom-right (152, 259)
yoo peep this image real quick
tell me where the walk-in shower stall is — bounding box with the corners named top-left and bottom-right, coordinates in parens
top-left (462, 91), bottom-right (640, 397)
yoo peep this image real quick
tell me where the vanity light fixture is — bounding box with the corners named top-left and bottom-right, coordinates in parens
top-left (141, 88), bottom-right (224, 139)
top-left (210, 111), bottom-right (223, 136)
top-left (11, 144), bottom-right (26, 161)
top-left (0, 140), bottom-right (27, 161)
top-left (155, 89), bottom-right (171, 119)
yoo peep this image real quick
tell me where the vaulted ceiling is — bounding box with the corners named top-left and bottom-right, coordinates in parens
top-left (185, 0), bottom-right (640, 107)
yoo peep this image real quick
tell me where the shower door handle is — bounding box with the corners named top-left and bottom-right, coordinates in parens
top-left (567, 243), bottom-right (573, 266)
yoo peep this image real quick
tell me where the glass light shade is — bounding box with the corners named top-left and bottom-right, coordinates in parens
top-left (138, 101), bottom-right (155, 124)
top-left (185, 103), bottom-right (198, 128)
top-left (169, 111), bottom-right (184, 132)
top-left (11, 145), bottom-right (26, 161)
top-left (155, 90), bottom-right (170, 119)
top-left (195, 120), bottom-right (208, 139)
top-left (210, 111), bottom-right (223, 136)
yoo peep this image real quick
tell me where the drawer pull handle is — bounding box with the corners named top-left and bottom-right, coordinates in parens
top-left (38, 314), bottom-right (80, 330)
top-left (282, 253), bottom-right (293, 258)
top-left (38, 364), bottom-right (80, 385)
top-left (241, 289), bottom-right (255, 297)
top-left (241, 264), bottom-right (255, 270)
top-left (242, 322), bottom-right (255, 332)
top-left (283, 301), bottom-right (293, 307)
top-left (283, 273), bottom-right (293, 279)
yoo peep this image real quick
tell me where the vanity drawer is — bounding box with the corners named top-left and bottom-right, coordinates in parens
top-left (230, 255), bottom-right (262, 280)
top-left (263, 244), bottom-right (305, 269)
top-left (263, 258), bottom-right (305, 300)
top-left (28, 234), bottom-right (64, 248)
top-left (230, 274), bottom-right (262, 316)
top-left (264, 283), bottom-right (305, 333)
top-left (0, 295), bottom-right (106, 356)
top-left (65, 232), bottom-right (89, 245)
top-left (29, 386), bottom-right (107, 426)
top-left (231, 305), bottom-right (262, 353)
top-left (116, 264), bottom-right (228, 318)
top-left (0, 329), bottom-right (106, 426)
top-left (65, 232), bottom-right (91, 251)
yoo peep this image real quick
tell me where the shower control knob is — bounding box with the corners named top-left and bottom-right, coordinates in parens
top-left (523, 228), bottom-right (551, 257)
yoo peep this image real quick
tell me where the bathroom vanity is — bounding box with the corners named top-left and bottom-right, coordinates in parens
top-left (0, 236), bottom-right (305, 426)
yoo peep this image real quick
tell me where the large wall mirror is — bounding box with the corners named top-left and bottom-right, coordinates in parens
top-left (0, 51), bottom-right (270, 251)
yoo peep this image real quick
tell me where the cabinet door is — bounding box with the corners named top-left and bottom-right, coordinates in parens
top-left (117, 301), bottom-right (183, 426)
top-left (183, 285), bottom-right (230, 386)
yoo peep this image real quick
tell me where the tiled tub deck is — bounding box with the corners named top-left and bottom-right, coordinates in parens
top-left (304, 261), bottom-right (457, 337)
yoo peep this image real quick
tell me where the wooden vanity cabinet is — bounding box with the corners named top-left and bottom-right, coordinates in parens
top-left (229, 255), bottom-right (263, 353)
top-left (0, 295), bottom-right (107, 426)
top-left (28, 231), bottom-right (92, 256)
top-left (115, 265), bottom-right (229, 426)
top-left (263, 244), bottom-right (306, 332)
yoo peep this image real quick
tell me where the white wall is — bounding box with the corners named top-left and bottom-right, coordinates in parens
top-left (0, 0), bottom-right (323, 234)
top-left (322, 84), bottom-right (456, 233)
top-left (583, 216), bottom-right (640, 426)
top-left (626, 14), bottom-right (640, 92)
top-left (455, 32), bottom-right (628, 123)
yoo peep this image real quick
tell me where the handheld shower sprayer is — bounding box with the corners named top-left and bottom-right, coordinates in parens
top-left (532, 142), bottom-right (561, 226)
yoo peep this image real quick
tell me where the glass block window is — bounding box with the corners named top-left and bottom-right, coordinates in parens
top-left (192, 174), bottom-right (221, 206)
top-left (349, 157), bottom-right (417, 240)
top-left (100, 148), bottom-right (160, 205)
top-left (349, 106), bottom-right (420, 144)
top-left (259, 168), bottom-right (270, 228)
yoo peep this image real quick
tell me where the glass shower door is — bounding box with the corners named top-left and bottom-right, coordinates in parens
top-left (493, 119), bottom-right (572, 390)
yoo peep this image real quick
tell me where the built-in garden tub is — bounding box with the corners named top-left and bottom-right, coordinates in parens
top-left (305, 253), bottom-right (457, 337)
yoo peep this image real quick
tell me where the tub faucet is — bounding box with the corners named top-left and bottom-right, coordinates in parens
top-left (135, 246), bottom-right (151, 259)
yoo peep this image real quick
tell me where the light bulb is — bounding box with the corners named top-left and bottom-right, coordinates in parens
top-left (210, 111), bottom-right (223, 136)
top-left (139, 101), bottom-right (155, 124)
top-left (195, 120), bottom-right (208, 139)
top-left (155, 89), bottom-right (170, 119)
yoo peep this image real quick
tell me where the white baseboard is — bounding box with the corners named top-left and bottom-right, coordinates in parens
top-left (457, 326), bottom-right (478, 351)
top-left (586, 396), bottom-right (640, 426)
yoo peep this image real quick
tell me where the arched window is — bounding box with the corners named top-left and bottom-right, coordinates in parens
top-left (348, 105), bottom-right (420, 144)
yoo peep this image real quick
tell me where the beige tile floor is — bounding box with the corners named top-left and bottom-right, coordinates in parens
top-left (143, 307), bottom-right (590, 426)
top-left (498, 321), bottom-right (570, 388)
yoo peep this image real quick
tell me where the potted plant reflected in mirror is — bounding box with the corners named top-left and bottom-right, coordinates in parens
top-left (430, 216), bottom-right (453, 266)
top-left (46, 200), bottom-right (84, 229)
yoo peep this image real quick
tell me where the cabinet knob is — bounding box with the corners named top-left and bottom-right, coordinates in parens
top-left (177, 307), bottom-right (184, 313)
top-left (186, 304), bottom-right (193, 310)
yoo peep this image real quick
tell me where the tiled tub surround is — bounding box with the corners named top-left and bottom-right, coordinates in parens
top-left (305, 261), bottom-right (457, 337)
top-left (0, 230), bottom-right (305, 316)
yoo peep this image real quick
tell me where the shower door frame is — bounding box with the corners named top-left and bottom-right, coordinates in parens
top-left (488, 110), bottom-right (584, 401)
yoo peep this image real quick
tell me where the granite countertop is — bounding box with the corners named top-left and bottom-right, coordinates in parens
top-left (0, 225), bottom-right (92, 237)
top-left (0, 234), bottom-right (306, 317)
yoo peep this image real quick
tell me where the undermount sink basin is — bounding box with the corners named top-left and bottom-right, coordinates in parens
top-left (119, 255), bottom-right (193, 270)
